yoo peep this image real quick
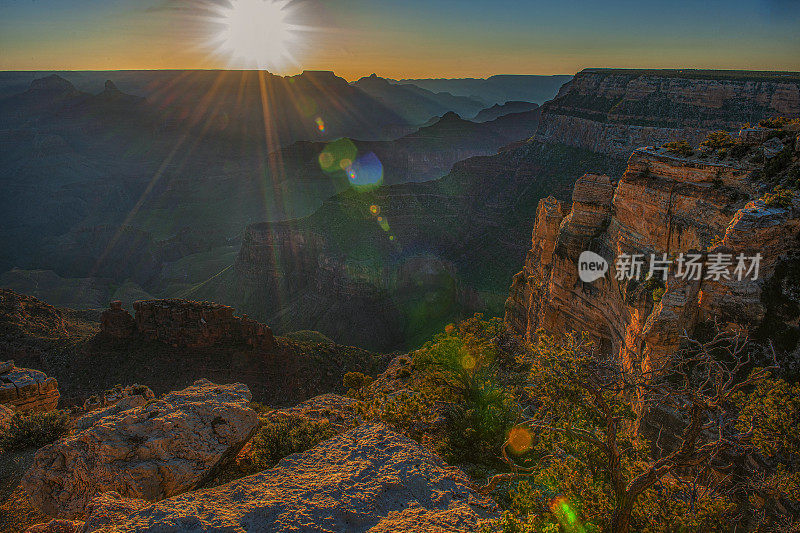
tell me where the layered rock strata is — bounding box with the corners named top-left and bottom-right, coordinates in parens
top-left (506, 142), bottom-right (800, 373)
top-left (535, 69), bottom-right (800, 156)
top-left (0, 362), bottom-right (59, 412)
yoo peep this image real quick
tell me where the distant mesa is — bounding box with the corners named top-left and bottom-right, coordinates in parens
top-left (473, 101), bottom-right (538, 122)
top-left (100, 298), bottom-right (275, 350)
top-left (26, 74), bottom-right (79, 98)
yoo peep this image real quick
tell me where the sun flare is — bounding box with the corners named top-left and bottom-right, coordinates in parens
top-left (211, 0), bottom-right (307, 70)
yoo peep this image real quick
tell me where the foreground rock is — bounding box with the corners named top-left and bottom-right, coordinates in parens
top-left (0, 362), bottom-right (60, 412)
top-left (22, 379), bottom-right (258, 518)
top-left (75, 424), bottom-right (498, 532)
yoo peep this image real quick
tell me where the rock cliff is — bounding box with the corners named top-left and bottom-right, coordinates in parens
top-left (506, 129), bottom-right (800, 373)
top-left (535, 69), bottom-right (800, 157)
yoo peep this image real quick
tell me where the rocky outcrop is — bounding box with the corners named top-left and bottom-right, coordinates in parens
top-left (506, 135), bottom-right (800, 373)
top-left (0, 362), bottom-right (59, 412)
top-left (22, 379), bottom-right (258, 518)
top-left (72, 424), bottom-right (498, 532)
top-left (535, 69), bottom-right (800, 156)
top-left (0, 289), bottom-right (66, 338)
top-left (98, 301), bottom-right (134, 339)
top-left (75, 384), bottom-right (155, 431)
top-left (99, 299), bottom-right (275, 350)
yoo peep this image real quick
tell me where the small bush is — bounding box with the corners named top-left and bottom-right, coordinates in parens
top-left (0, 410), bottom-right (70, 451)
top-left (663, 140), bottom-right (694, 157)
top-left (343, 372), bottom-right (373, 391)
top-left (652, 287), bottom-right (666, 303)
top-left (243, 416), bottom-right (337, 473)
top-left (759, 117), bottom-right (800, 129)
top-left (413, 316), bottom-right (519, 466)
top-left (763, 187), bottom-right (796, 208)
top-left (701, 130), bottom-right (735, 150)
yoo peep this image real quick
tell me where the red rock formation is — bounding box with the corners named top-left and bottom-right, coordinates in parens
top-left (98, 299), bottom-right (275, 350)
top-left (506, 135), bottom-right (800, 373)
top-left (0, 362), bottom-right (60, 412)
top-left (99, 301), bottom-right (135, 339)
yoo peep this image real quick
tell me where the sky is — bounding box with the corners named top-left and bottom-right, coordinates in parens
top-left (1, 0), bottom-right (799, 79)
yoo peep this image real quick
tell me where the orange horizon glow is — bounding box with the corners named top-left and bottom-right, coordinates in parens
top-left (2, 0), bottom-right (799, 81)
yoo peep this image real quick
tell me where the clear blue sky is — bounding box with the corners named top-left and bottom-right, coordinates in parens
top-left (1, 0), bottom-right (798, 78)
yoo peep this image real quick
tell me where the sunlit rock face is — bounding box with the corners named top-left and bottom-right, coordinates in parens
top-left (535, 69), bottom-right (800, 157)
top-left (0, 363), bottom-right (59, 412)
top-left (22, 379), bottom-right (258, 518)
top-left (505, 145), bottom-right (800, 374)
top-left (70, 424), bottom-right (498, 532)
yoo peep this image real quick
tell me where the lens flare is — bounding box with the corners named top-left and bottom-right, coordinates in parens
top-left (318, 138), bottom-right (357, 173)
top-left (507, 426), bottom-right (533, 455)
top-left (461, 354), bottom-right (476, 370)
top-left (315, 117), bottom-right (325, 133)
top-left (370, 205), bottom-right (380, 215)
top-left (346, 152), bottom-right (384, 189)
top-left (550, 496), bottom-right (585, 533)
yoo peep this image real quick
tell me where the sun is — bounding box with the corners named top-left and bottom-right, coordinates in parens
top-left (210, 0), bottom-right (306, 70)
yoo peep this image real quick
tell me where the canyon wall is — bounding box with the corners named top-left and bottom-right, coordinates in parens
top-left (535, 69), bottom-right (800, 157)
top-left (506, 131), bottom-right (800, 373)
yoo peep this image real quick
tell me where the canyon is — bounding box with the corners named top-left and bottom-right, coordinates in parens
top-left (213, 70), bottom-right (799, 351)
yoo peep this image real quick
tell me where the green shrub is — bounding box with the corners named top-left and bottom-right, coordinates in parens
top-left (759, 117), bottom-right (800, 129)
top-left (442, 383), bottom-right (518, 465)
top-left (700, 130), bottom-right (735, 150)
top-left (243, 416), bottom-right (337, 473)
top-left (343, 372), bottom-right (373, 391)
top-left (652, 287), bottom-right (665, 303)
top-left (413, 316), bottom-right (519, 466)
top-left (763, 187), bottom-right (796, 208)
top-left (662, 140), bottom-right (694, 157)
top-left (0, 410), bottom-right (70, 451)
